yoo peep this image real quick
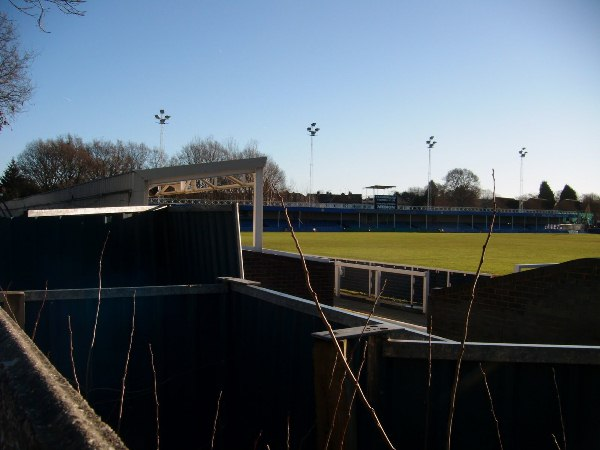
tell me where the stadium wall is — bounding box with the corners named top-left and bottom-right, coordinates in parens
top-left (428, 258), bottom-right (600, 345)
top-left (242, 249), bottom-right (335, 306)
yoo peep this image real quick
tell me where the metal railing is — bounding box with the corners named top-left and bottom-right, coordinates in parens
top-left (335, 260), bottom-right (430, 313)
top-left (332, 257), bottom-right (492, 314)
top-left (149, 197), bottom-right (576, 216)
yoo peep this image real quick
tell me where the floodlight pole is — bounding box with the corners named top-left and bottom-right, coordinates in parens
top-left (307, 122), bottom-right (320, 206)
top-left (426, 136), bottom-right (437, 210)
top-left (519, 147), bottom-right (527, 209)
top-left (154, 109), bottom-right (171, 153)
top-left (425, 136), bottom-right (437, 230)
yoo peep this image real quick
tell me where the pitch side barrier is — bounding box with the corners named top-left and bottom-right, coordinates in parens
top-left (150, 198), bottom-right (572, 216)
top-left (334, 258), bottom-right (493, 315)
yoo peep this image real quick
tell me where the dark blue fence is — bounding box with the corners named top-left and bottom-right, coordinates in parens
top-left (4, 206), bottom-right (598, 450)
top-left (0, 206), bottom-right (241, 291)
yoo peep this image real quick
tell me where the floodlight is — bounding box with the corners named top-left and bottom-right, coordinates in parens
top-left (307, 122), bottom-right (320, 206)
top-left (155, 109), bottom-right (171, 152)
top-left (425, 135), bottom-right (438, 218)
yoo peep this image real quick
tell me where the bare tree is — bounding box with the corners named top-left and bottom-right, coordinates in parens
top-left (17, 135), bottom-right (95, 190)
top-left (442, 168), bottom-right (481, 207)
top-left (234, 141), bottom-right (287, 201)
top-left (9, 0), bottom-right (85, 30)
top-left (14, 135), bottom-right (167, 193)
top-left (396, 186), bottom-right (426, 206)
top-left (581, 193), bottom-right (600, 225)
top-left (171, 137), bottom-right (230, 165)
top-left (86, 139), bottom-right (136, 178)
top-left (86, 139), bottom-right (168, 178)
top-left (170, 136), bottom-right (289, 201)
top-left (0, 13), bottom-right (33, 131)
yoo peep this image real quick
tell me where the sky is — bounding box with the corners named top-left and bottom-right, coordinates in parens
top-left (1, 0), bottom-right (599, 199)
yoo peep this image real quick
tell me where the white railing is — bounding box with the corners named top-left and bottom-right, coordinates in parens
top-left (149, 197), bottom-right (575, 216)
top-left (334, 260), bottom-right (430, 314)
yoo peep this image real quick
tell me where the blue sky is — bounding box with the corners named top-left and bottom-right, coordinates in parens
top-left (1, 0), bottom-right (599, 199)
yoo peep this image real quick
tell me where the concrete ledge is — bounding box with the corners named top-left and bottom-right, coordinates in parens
top-left (0, 308), bottom-right (127, 450)
top-left (384, 339), bottom-right (600, 364)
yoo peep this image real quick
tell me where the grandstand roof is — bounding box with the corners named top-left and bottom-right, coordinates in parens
top-left (364, 185), bottom-right (396, 190)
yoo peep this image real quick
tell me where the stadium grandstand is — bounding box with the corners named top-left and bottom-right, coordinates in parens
top-left (149, 180), bottom-right (592, 233)
top-left (235, 203), bottom-right (580, 233)
top-left (150, 196), bottom-right (587, 233)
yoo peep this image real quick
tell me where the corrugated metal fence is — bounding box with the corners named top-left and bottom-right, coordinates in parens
top-left (6, 281), bottom-right (599, 450)
top-left (0, 205), bottom-right (242, 290)
top-left (2, 207), bottom-right (598, 450)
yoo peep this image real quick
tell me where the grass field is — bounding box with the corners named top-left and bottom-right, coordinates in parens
top-left (241, 232), bottom-right (600, 275)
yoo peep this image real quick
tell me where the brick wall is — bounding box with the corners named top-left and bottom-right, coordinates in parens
top-left (429, 258), bottom-right (600, 345)
top-left (242, 250), bottom-right (335, 306)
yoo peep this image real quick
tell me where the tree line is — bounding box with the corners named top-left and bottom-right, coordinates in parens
top-left (395, 168), bottom-right (597, 213)
top-left (0, 135), bottom-right (289, 201)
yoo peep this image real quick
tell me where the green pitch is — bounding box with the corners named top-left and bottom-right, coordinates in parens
top-left (241, 232), bottom-right (600, 275)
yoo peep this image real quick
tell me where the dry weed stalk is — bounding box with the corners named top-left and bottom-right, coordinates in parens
top-left (253, 430), bottom-right (263, 450)
top-left (277, 193), bottom-right (396, 450)
top-left (211, 390), bottom-right (222, 450)
top-left (552, 433), bottom-right (563, 450)
top-left (118, 291), bottom-right (136, 433)
top-left (552, 367), bottom-right (566, 450)
top-left (67, 315), bottom-right (81, 393)
top-left (297, 424), bottom-right (315, 450)
top-left (337, 280), bottom-right (387, 450)
top-left (149, 343), bottom-right (160, 450)
top-left (31, 279), bottom-right (48, 341)
top-left (0, 286), bottom-right (16, 323)
top-left (85, 231), bottom-right (110, 393)
top-left (328, 353), bottom-right (339, 390)
top-left (424, 317), bottom-right (433, 450)
top-left (287, 413), bottom-right (291, 450)
top-left (479, 363), bottom-right (503, 450)
top-left (445, 170), bottom-right (497, 450)
top-left (90, 231), bottom-right (110, 349)
top-left (339, 340), bottom-right (368, 450)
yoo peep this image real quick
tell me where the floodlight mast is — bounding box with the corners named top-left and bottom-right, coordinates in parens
top-left (155, 109), bottom-right (171, 153)
top-left (519, 147), bottom-right (527, 206)
top-left (307, 122), bottom-right (320, 206)
top-left (425, 136), bottom-right (437, 211)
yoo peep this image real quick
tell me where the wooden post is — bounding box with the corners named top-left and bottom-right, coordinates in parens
top-left (366, 334), bottom-right (384, 413)
top-left (1, 291), bottom-right (26, 329)
top-left (313, 337), bottom-right (357, 450)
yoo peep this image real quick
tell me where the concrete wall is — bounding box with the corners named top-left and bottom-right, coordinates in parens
top-left (429, 258), bottom-right (600, 345)
top-left (242, 249), bottom-right (335, 306)
top-left (0, 307), bottom-right (126, 450)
